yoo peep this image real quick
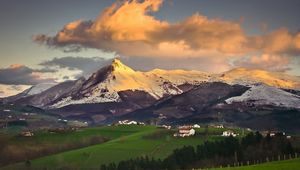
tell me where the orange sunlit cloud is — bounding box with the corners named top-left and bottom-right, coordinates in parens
top-left (34, 0), bottom-right (300, 72)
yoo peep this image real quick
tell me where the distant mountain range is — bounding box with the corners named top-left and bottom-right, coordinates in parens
top-left (2, 58), bottom-right (300, 131)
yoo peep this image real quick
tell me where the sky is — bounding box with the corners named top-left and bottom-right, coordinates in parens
top-left (0, 0), bottom-right (300, 96)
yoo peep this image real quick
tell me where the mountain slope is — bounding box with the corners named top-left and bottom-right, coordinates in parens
top-left (3, 83), bottom-right (56, 103)
top-left (119, 82), bottom-right (300, 133)
top-left (218, 68), bottom-right (300, 89)
top-left (226, 84), bottom-right (300, 109)
top-left (4, 58), bottom-right (300, 126)
top-left (51, 59), bottom-right (207, 108)
top-left (8, 79), bottom-right (85, 107)
top-left (120, 82), bottom-right (249, 121)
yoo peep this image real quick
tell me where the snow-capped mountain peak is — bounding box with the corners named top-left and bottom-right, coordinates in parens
top-left (111, 58), bottom-right (135, 73)
top-left (49, 59), bottom-right (300, 108)
top-left (7, 58), bottom-right (300, 110)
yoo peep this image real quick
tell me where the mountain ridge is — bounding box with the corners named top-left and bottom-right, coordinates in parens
top-left (5, 58), bottom-right (300, 108)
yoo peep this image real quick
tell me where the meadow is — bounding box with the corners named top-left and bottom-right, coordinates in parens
top-left (1, 125), bottom-right (294, 170)
top-left (1, 125), bottom-right (225, 170)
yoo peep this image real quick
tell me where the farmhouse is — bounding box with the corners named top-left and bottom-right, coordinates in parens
top-left (193, 124), bottom-right (201, 128)
top-left (174, 127), bottom-right (195, 137)
top-left (20, 131), bottom-right (34, 137)
top-left (222, 130), bottom-right (238, 137)
top-left (161, 125), bottom-right (171, 129)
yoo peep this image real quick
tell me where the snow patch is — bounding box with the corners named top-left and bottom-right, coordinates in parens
top-left (225, 84), bottom-right (300, 108)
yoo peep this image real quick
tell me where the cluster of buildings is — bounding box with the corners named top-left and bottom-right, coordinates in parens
top-left (174, 126), bottom-right (196, 137)
top-left (173, 124), bottom-right (201, 137)
top-left (117, 120), bottom-right (145, 125)
top-left (261, 131), bottom-right (291, 139)
top-left (221, 130), bottom-right (239, 137)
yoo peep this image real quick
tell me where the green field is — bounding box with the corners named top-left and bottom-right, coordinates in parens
top-left (211, 158), bottom-right (300, 170)
top-left (2, 125), bottom-right (225, 170)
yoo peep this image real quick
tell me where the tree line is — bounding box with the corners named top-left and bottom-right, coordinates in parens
top-left (100, 132), bottom-right (297, 170)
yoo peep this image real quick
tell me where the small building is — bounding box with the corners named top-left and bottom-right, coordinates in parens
top-left (20, 131), bottom-right (34, 137)
top-left (215, 124), bottom-right (224, 128)
top-left (158, 114), bottom-right (167, 119)
top-left (161, 125), bottom-right (171, 129)
top-left (261, 131), bottom-right (286, 137)
top-left (222, 130), bottom-right (238, 137)
top-left (174, 127), bottom-right (195, 137)
top-left (193, 124), bottom-right (201, 128)
top-left (210, 124), bottom-right (224, 128)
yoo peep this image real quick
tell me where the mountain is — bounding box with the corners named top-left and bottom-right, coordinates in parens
top-left (218, 68), bottom-right (300, 89)
top-left (50, 59), bottom-right (210, 108)
top-left (3, 83), bottom-right (56, 103)
top-left (7, 79), bottom-right (85, 107)
top-left (120, 82), bottom-right (300, 133)
top-left (4, 58), bottom-right (300, 127)
top-left (120, 82), bottom-right (249, 121)
top-left (225, 84), bottom-right (300, 109)
top-left (21, 83), bottom-right (57, 96)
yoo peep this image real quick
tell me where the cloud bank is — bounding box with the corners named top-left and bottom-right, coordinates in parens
top-left (40, 56), bottom-right (112, 77)
top-left (34, 0), bottom-right (300, 72)
top-left (0, 64), bottom-right (56, 85)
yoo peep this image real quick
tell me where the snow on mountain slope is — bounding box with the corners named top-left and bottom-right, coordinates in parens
top-left (226, 84), bottom-right (300, 108)
top-left (148, 69), bottom-right (210, 85)
top-left (48, 59), bottom-right (300, 108)
top-left (218, 68), bottom-right (300, 90)
top-left (51, 59), bottom-right (184, 108)
top-left (22, 83), bottom-right (57, 96)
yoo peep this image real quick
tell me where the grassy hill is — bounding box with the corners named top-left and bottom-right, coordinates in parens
top-left (2, 125), bottom-right (225, 170)
top-left (211, 158), bottom-right (300, 170)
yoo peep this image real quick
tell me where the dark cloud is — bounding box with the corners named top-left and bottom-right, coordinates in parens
top-left (40, 56), bottom-right (112, 77)
top-left (0, 65), bottom-right (56, 85)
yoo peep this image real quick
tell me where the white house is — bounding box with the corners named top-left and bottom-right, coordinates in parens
top-left (20, 131), bottom-right (34, 137)
top-left (216, 124), bottom-right (224, 128)
top-left (222, 130), bottom-right (238, 137)
top-left (193, 124), bottom-right (201, 128)
top-left (174, 127), bottom-right (195, 137)
top-left (161, 125), bottom-right (171, 129)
